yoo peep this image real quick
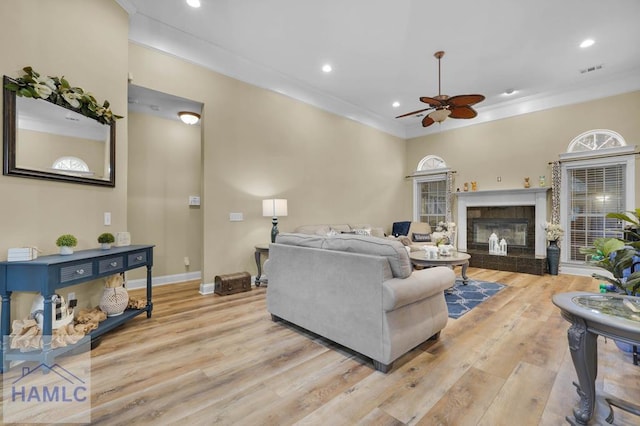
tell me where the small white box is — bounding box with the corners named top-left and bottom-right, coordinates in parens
top-left (7, 247), bottom-right (38, 261)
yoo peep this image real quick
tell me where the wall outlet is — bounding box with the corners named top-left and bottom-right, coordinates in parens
top-left (184, 256), bottom-right (190, 266)
top-left (104, 212), bottom-right (111, 225)
top-left (229, 212), bottom-right (243, 221)
top-left (497, 176), bottom-right (502, 182)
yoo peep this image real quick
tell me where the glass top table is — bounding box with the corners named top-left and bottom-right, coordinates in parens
top-left (552, 292), bottom-right (640, 425)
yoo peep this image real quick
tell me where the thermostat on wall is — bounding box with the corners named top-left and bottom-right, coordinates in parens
top-left (188, 196), bottom-right (201, 206)
top-left (115, 232), bottom-right (131, 247)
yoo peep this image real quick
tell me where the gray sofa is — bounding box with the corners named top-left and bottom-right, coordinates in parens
top-left (265, 232), bottom-right (455, 372)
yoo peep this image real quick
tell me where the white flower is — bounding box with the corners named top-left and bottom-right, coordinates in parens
top-left (544, 222), bottom-right (564, 241)
top-left (62, 91), bottom-right (82, 108)
top-left (33, 82), bottom-right (52, 99)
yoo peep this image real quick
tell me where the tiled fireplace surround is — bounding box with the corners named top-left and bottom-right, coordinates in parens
top-left (456, 188), bottom-right (551, 275)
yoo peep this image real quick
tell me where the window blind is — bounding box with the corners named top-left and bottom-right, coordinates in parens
top-left (419, 179), bottom-right (447, 228)
top-left (567, 164), bottom-right (625, 261)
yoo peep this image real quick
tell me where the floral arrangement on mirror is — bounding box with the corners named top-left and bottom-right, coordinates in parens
top-left (544, 222), bottom-right (564, 242)
top-left (3, 66), bottom-right (122, 125)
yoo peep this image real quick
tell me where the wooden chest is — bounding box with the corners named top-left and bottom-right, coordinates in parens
top-left (214, 272), bottom-right (252, 296)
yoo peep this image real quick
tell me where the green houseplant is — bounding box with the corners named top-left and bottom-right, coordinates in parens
top-left (97, 232), bottom-right (115, 250)
top-left (579, 209), bottom-right (640, 296)
top-left (56, 234), bottom-right (78, 255)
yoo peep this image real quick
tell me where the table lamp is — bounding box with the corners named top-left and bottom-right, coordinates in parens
top-left (263, 199), bottom-right (288, 243)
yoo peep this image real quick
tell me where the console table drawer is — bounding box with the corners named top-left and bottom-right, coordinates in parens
top-left (99, 257), bottom-right (124, 274)
top-left (128, 251), bottom-right (147, 267)
top-left (60, 263), bottom-right (94, 283)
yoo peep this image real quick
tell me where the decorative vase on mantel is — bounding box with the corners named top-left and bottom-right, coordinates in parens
top-left (547, 240), bottom-right (560, 275)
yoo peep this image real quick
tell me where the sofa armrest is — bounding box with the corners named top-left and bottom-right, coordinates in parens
top-left (382, 266), bottom-right (455, 311)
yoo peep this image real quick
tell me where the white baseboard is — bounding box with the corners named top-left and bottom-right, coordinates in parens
top-left (126, 271), bottom-right (202, 290)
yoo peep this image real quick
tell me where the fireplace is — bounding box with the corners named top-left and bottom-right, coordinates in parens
top-left (467, 206), bottom-right (536, 255)
top-left (455, 188), bottom-right (550, 275)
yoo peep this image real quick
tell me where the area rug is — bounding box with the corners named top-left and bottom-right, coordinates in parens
top-left (445, 278), bottom-right (506, 319)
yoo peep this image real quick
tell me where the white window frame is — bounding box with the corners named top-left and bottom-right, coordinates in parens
top-left (559, 146), bottom-right (636, 265)
top-left (412, 173), bottom-right (449, 223)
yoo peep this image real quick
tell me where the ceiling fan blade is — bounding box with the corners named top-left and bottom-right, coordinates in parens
top-left (395, 107), bottom-right (432, 119)
top-left (421, 115), bottom-right (435, 127)
top-left (449, 105), bottom-right (478, 119)
top-left (419, 96), bottom-right (444, 107)
top-left (447, 94), bottom-right (485, 107)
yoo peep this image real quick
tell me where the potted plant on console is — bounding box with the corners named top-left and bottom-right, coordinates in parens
top-left (98, 232), bottom-right (115, 250)
top-left (56, 234), bottom-right (78, 255)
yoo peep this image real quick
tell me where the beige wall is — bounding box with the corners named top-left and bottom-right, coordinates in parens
top-left (0, 0), bottom-right (129, 320)
top-left (406, 91), bottom-right (640, 215)
top-left (127, 43), bottom-right (409, 283)
top-left (127, 112), bottom-right (202, 278)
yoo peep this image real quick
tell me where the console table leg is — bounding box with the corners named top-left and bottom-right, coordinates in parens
top-left (567, 318), bottom-right (598, 425)
top-left (146, 265), bottom-right (153, 318)
top-left (1, 291), bottom-right (11, 372)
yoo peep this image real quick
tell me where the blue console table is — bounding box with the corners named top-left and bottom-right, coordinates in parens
top-left (0, 244), bottom-right (154, 372)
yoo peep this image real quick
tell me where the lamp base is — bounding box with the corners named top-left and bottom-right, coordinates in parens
top-left (271, 217), bottom-right (279, 243)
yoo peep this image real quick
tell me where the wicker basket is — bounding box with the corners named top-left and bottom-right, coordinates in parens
top-left (99, 286), bottom-right (129, 317)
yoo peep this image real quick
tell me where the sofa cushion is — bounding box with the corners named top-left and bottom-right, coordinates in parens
top-left (408, 222), bottom-right (432, 235)
top-left (323, 234), bottom-right (412, 279)
top-left (276, 233), bottom-right (325, 249)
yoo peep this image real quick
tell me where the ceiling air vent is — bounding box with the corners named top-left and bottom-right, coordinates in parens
top-left (580, 64), bottom-right (604, 74)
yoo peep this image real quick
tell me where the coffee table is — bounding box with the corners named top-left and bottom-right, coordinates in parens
top-left (409, 250), bottom-right (470, 284)
top-left (553, 292), bottom-right (640, 425)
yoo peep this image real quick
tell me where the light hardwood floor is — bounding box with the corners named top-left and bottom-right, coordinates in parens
top-left (7, 268), bottom-right (640, 425)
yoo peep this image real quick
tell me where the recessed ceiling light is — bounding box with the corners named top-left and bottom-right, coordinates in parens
top-left (322, 64), bottom-right (332, 73)
top-left (503, 89), bottom-right (518, 96)
top-left (580, 39), bottom-right (595, 48)
top-left (186, 0), bottom-right (201, 8)
top-left (392, 101), bottom-right (400, 108)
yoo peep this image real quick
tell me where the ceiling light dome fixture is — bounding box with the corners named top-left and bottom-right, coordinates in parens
top-left (428, 108), bottom-right (451, 123)
top-left (178, 111), bottom-right (200, 125)
top-left (322, 64), bottom-right (332, 73)
top-left (580, 39), bottom-right (595, 48)
top-left (186, 0), bottom-right (201, 8)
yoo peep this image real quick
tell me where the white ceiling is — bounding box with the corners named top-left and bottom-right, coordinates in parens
top-left (117, 0), bottom-right (640, 138)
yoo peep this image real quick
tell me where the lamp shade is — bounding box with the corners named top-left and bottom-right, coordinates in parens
top-left (262, 199), bottom-right (288, 217)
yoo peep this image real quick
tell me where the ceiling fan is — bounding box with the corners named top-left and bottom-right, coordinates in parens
top-left (396, 51), bottom-right (485, 127)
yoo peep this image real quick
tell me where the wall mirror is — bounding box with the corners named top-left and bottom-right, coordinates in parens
top-left (3, 76), bottom-right (115, 187)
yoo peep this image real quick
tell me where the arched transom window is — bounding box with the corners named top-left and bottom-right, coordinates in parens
top-left (567, 129), bottom-right (626, 153)
top-left (417, 155), bottom-right (448, 172)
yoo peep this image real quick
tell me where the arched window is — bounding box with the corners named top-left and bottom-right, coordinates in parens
top-left (51, 156), bottom-right (94, 176)
top-left (567, 129), bottom-right (626, 153)
top-left (412, 155), bottom-right (453, 230)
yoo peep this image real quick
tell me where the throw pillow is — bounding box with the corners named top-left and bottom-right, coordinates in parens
top-left (412, 232), bottom-right (431, 242)
top-left (391, 221), bottom-right (411, 237)
top-left (353, 228), bottom-right (371, 236)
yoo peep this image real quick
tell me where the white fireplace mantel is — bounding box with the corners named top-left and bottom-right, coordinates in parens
top-left (455, 188), bottom-right (551, 257)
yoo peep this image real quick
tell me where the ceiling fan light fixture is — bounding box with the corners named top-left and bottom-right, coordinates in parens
top-left (428, 108), bottom-right (451, 123)
top-left (178, 111), bottom-right (200, 125)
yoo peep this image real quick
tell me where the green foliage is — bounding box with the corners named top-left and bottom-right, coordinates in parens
top-left (579, 209), bottom-right (640, 296)
top-left (56, 234), bottom-right (78, 247)
top-left (3, 66), bottom-right (123, 125)
top-left (97, 233), bottom-right (115, 244)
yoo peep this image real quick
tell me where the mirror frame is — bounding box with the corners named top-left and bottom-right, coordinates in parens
top-left (3, 76), bottom-right (116, 187)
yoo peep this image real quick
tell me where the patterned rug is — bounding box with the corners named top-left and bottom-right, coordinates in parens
top-left (445, 278), bottom-right (506, 319)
